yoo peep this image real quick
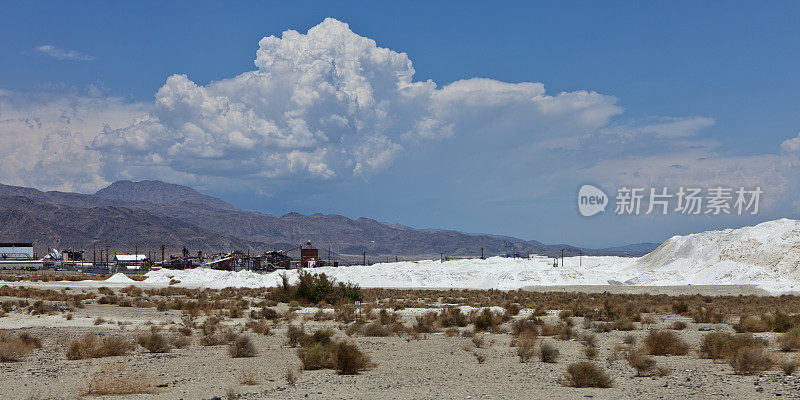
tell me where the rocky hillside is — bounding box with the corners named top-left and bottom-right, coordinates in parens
top-left (0, 180), bottom-right (657, 258)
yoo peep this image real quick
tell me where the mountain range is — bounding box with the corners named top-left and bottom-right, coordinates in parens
top-left (0, 180), bottom-right (659, 259)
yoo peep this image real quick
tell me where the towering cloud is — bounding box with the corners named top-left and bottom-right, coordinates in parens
top-left (91, 18), bottom-right (621, 183)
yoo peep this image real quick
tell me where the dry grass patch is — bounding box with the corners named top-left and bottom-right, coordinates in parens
top-left (778, 328), bottom-right (800, 352)
top-left (700, 332), bottom-right (767, 361)
top-left (539, 340), bottom-right (559, 363)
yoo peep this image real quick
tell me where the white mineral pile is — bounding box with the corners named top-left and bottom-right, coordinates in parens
top-left (92, 218), bottom-right (800, 293)
top-left (624, 218), bottom-right (800, 293)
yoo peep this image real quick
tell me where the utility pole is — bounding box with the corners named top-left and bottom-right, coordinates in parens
top-left (580, 250), bottom-right (582, 267)
top-left (440, 253), bottom-right (443, 263)
top-left (362, 251), bottom-right (366, 266)
top-left (161, 244), bottom-right (165, 265)
top-left (105, 241), bottom-right (109, 269)
top-left (481, 247), bottom-right (484, 260)
top-left (561, 249), bottom-right (564, 268)
top-left (93, 243), bottom-right (96, 267)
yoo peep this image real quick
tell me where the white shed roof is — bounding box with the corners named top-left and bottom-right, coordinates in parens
top-left (115, 254), bottom-right (147, 262)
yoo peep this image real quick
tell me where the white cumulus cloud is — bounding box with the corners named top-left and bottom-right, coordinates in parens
top-left (92, 18), bottom-right (622, 183)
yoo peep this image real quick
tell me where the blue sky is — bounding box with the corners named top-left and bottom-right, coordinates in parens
top-left (1, 1), bottom-right (799, 247)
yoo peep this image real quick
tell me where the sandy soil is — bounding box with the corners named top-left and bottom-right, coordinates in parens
top-left (522, 285), bottom-right (773, 296)
top-left (2, 298), bottom-right (799, 400)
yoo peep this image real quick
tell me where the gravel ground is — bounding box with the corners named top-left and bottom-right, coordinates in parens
top-left (2, 300), bottom-right (799, 400)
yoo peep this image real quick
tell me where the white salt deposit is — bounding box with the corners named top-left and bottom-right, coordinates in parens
top-left (55, 218), bottom-right (800, 294)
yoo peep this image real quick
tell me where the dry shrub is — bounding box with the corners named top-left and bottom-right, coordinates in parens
top-left (413, 312), bottom-right (438, 333)
top-left (472, 308), bottom-right (501, 332)
top-left (245, 320), bottom-right (271, 336)
top-left (474, 352), bottom-right (486, 364)
top-left (239, 370), bottom-right (259, 386)
top-left (439, 307), bottom-right (468, 328)
top-left (515, 331), bottom-right (538, 363)
top-left (286, 324), bottom-right (305, 347)
top-left (778, 328), bottom-right (800, 352)
top-left (359, 322), bottom-right (391, 337)
top-left (298, 342), bottom-right (335, 370)
top-left (539, 340), bottom-right (559, 363)
top-left (733, 315), bottom-right (772, 333)
top-left (228, 335), bottom-right (257, 358)
top-left (81, 363), bottom-right (158, 396)
top-left (580, 333), bottom-right (597, 347)
top-left (645, 330), bottom-right (688, 356)
top-left (780, 357), bottom-right (798, 375)
top-left (445, 327), bottom-right (459, 337)
top-left (286, 367), bottom-right (299, 385)
top-left (671, 321), bottom-right (687, 330)
top-left (613, 318), bottom-right (635, 331)
top-left (729, 346), bottom-right (772, 375)
top-left (700, 332), bottom-right (767, 361)
top-left (623, 334), bottom-right (637, 346)
top-left (334, 342), bottom-right (372, 374)
top-left (627, 350), bottom-right (670, 376)
top-left (67, 335), bottom-right (134, 360)
top-left (136, 332), bottom-right (171, 353)
top-left (540, 322), bottom-right (564, 337)
top-left (511, 319), bottom-right (539, 337)
top-left (560, 362), bottom-right (613, 388)
top-left (582, 346), bottom-right (599, 360)
top-left (471, 335), bottom-right (486, 349)
top-left (169, 334), bottom-right (190, 349)
top-left (0, 331), bottom-right (41, 362)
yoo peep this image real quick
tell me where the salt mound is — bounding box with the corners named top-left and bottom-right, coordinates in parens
top-left (105, 273), bottom-right (137, 284)
top-left (625, 218), bottom-right (800, 292)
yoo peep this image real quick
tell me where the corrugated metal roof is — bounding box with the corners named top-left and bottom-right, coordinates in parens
top-left (115, 254), bottom-right (147, 262)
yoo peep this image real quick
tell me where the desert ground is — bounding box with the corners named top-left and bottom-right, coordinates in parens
top-left (1, 275), bottom-right (800, 399)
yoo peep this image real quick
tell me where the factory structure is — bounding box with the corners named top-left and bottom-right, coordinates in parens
top-left (0, 240), bottom-right (335, 273)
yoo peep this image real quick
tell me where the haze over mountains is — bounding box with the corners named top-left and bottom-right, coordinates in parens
top-left (0, 180), bottom-right (659, 258)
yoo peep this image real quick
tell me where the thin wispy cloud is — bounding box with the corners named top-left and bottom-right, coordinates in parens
top-left (31, 45), bottom-right (95, 61)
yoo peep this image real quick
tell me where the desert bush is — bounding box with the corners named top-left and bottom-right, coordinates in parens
top-left (540, 322), bottom-right (565, 337)
top-left (81, 363), bottom-right (157, 396)
top-left (474, 352), bottom-right (486, 364)
top-left (613, 318), bottom-right (635, 331)
top-left (471, 335), bottom-right (486, 349)
top-left (515, 331), bottom-right (537, 363)
top-left (700, 332), bottom-right (767, 361)
top-left (169, 334), bottom-right (190, 349)
top-left (439, 307), bottom-right (468, 328)
top-left (413, 312), bottom-right (438, 333)
top-left (286, 324), bottom-right (306, 347)
top-left (511, 319), bottom-right (539, 337)
top-left (733, 315), bottom-right (772, 333)
top-left (239, 370), bottom-right (259, 385)
top-left (780, 357), bottom-right (798, 375)
top-left (334, 342), bottom-right (372, 374)
top-left (560, 362), bottom-right (613, 388)
top-left (645, 330), bottom-right (688, 356)
top-left (778, 328), bottom-right (800, 352)
top-left (580, 333), bottom-right (597, 347)
top-left (359, 322), bottom-right (391, 337)
top-left (472, 308), bottom-right (500, 332)
top-left (67, 335), bottom-right (134, 360)
top-left (298, 342), bottom-right (335, 370)
top-left (539, 340), bottom-right (559, 363)
top-left (582, 346), bottom-right (599, 360)
top-left (623, 334), bottom-right (637, 346)
top-left (627, 350), bottom-right (656, 376)
top-left (228, 335), bottom-right (257, 358)
top-left (729, 346), bottom-right (772, 375)
top-left (0, 331), bottom-right (41, 362)
top-left (671, 321), bottom-right (687, 330)
top-left (286, 367), bottom-right (299, 384)
top-left (136, 332), bottom-right (171, 353)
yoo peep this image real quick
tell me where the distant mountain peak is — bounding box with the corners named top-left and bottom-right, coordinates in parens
top-left (95, 180), bottom-right (239, 211)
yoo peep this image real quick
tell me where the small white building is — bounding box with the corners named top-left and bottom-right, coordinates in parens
top-left (115, 254), bottom-right (148, 269)
top-left (0, 243), bottom-right (34, 260)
